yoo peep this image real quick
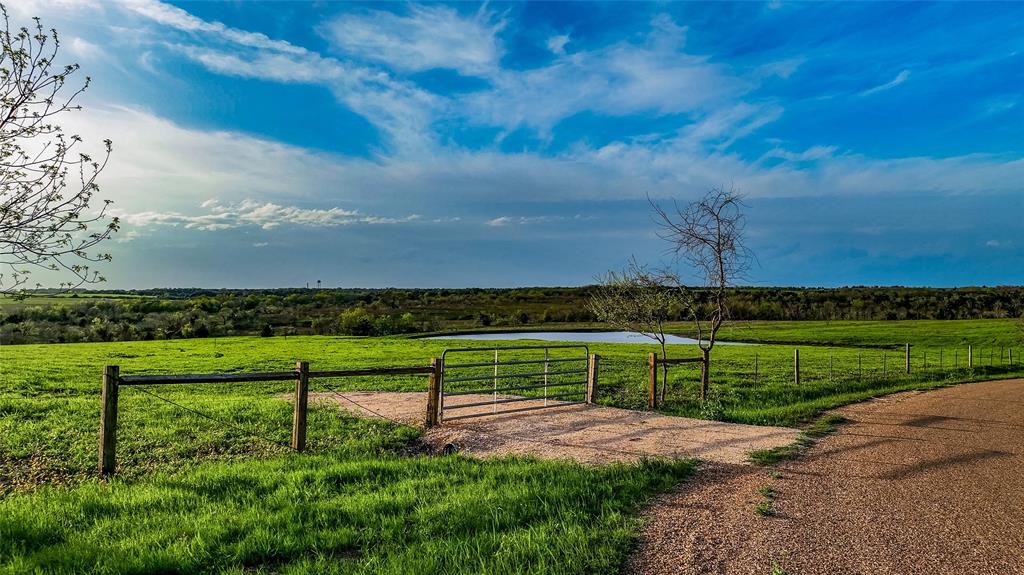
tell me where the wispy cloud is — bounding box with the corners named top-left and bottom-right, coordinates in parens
top-left (546, 34), bottom-right (570, 55)
top-left (859, 69), bottom-right (910, 96)
top-left (459, 16), bottom-right (747, 133)
top-left (321, 5), bottom-right (505, 76)
top-left (118, 199), bottom-right (419, 231)
top-left (124, 0), bottom-right (308, 54)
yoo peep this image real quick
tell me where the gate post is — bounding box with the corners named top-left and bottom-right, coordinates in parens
top-left (99, 365), bottom-right (119, 478)
top-left (292, 361), bottom-right (309, 451)
top-left (426, 357), bottom-right (442, 427)
top-left (586, 354), bottom-right (600, 404)
top-left (648, 352), bottom-right (658, 409)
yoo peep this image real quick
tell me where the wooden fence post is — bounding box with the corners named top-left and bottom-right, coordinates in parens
top-left (794, 349), bottom-right (800, 386)
top-left (586, 354), bottom-right (600, 404)
top-left (292, 361), bottom-right (309, 452)
top-left (426, 357), bottom-right (441, 427)
top-left (968, 345), bottom-right (973, 368)
top-left (648, 352), bottom-right (657, 409)
top-left (99, 365), bottom-right (119, 478)
top-left (905, 344), bottom-right (911, 374)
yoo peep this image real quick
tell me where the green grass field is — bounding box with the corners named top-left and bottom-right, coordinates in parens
top-left (707, 318), bottom-right (1023, 347)
top-left (0, 292), bottom-right (148, 309)
top-left (1, 320), bottom-right (1022, 573)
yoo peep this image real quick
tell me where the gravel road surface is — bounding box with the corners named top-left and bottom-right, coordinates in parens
top-left (628, 378), bottom-right (1024, 574)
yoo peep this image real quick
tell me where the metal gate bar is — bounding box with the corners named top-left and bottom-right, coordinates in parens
top-left (440, 344), bottom-right (589, 422)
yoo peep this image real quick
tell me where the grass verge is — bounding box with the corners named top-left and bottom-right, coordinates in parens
top-left (1, 419), bottom-right (695, 574)
top-left (747, 414), bottom-right (847, 466)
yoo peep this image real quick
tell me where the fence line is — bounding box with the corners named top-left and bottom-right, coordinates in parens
top-left (100, 360), bottom-right (440, 478)
top-left (632, 343), bottom-right (1020, 405)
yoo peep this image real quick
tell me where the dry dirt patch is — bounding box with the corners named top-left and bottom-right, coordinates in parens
top-left (312, 391), bottom-right (799, 465)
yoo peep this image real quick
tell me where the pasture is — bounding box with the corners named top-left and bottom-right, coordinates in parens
top-left (1, 320), bottom-right (1022, 573)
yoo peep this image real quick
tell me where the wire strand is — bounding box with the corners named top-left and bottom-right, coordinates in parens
top-left (127, 385), bottom-right (293, 451)
top-left (316, 383), bottom-right (410, 427)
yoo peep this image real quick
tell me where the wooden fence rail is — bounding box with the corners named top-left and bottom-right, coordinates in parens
top-left (100, 360), bottom-right (440, 478)
top-left (647, 352), bottom-right (706, 409)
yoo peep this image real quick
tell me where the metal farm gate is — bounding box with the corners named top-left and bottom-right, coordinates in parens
top-left (439, 345), bottom-right (592, 422)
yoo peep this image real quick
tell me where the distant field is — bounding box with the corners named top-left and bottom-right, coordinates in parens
top-left (0, 293), bottom-right (148, 308)
top-left (706, 318), bottom-right (1023, 348)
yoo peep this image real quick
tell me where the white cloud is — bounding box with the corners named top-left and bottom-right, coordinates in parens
top-left (763, 145), bottom-right (838, 162)
top-left (860, 69), bottom-right (910, 97)
top-left (487, 214), bottom-right (590, 226)
top-left (120, 2), bottom-right (440, 156)
top-left (546, 34), bottom-right (570, 55)
top-left (123, 0), bottom-right (307, 55)
top-left (118, 199), bottom-right (419, 231)
top-left (321, 4), bottom-right (505, 76)
top-left (458, 15), bottom-right (747, 133)
top-left (68, 36), bottom-right (103, 60)
top-left (5, 0), bottom-right (104, 18)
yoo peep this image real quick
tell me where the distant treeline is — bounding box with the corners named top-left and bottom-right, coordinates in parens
top-left (2, 286), bottom-right (1022, 344)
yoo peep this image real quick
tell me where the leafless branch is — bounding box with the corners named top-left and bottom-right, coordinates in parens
top-left (650, 186), bottom-right (750, 400)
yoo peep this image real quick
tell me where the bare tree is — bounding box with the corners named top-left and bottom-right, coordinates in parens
top-left (0, 5), bottom-right (117, 295)
top-left (588, 258), bottom-right (689, 403)
top-left (651, 186), bottom-right (750, 401)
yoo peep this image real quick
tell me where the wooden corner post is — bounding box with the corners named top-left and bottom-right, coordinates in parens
top-left (648, 352), bottom-right (658, 409)
top-left (426, 357), bottom-right (442, 427)
top-left (99, 365), bottom-right (120, 478)
top-left (292, 361), bottom-right (309, 452)
top-left (586, 354), bottom-right (600, 404)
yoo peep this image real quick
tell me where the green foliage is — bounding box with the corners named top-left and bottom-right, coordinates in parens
top-left (6, 285), bottom-right (1024, 345)
top-left (755, 500), bottom-right (775, 517)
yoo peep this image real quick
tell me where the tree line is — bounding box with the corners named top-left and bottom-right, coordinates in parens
top-left (2, 285), bottom-right (1022, 345)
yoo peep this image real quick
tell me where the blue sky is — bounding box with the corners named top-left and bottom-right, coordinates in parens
top-left (16, 0), bottom-right (1024, 288)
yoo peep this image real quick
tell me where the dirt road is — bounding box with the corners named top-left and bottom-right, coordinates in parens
top-left (314, 391), bottom-right (799, 465)
top-left (629, 378), bottom-right (1024, 575)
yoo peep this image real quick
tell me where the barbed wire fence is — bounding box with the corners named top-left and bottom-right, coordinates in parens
top-left (590, 344), bottom-right (1023, 412)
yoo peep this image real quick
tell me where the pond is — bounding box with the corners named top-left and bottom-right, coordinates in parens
top-left (425, 331), bottom-right (751, 345)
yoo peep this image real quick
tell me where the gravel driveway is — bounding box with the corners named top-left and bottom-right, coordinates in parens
top-left (628, 378), bottom-right (1024, 575)
top-left (314, 391), bottom-right (799, 465)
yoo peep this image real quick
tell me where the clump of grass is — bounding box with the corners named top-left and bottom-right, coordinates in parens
top-left (747, 414), bottom-right (847, 466)
top-left (755, 484), bottom-right (777, 517)
top-left (771, 563), bottom-right (791, 575)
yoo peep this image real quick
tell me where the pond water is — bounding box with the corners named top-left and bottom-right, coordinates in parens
top-left (425, 331), bottom-right (751, 345)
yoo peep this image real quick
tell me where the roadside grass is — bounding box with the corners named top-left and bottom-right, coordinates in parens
top-left (747, 415), bottom-right (847, 466)
top-left (0, 429), bottom-right (696, 574)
